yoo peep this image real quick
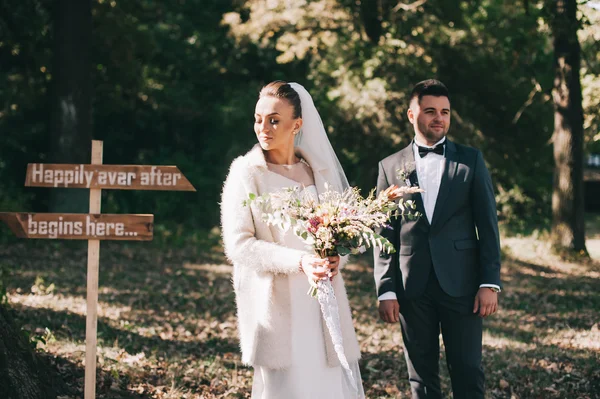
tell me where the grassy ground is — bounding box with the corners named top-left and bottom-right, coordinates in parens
top-left (1, 226), bottom-right (599, 398)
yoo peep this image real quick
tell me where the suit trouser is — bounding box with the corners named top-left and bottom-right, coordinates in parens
top-left (399, 270), bottom-right (484, 399)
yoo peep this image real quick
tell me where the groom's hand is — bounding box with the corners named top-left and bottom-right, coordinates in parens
top-left (379, 300), bottom-right (400, 323)
top-left (473, 288), bottom-right (498, 318)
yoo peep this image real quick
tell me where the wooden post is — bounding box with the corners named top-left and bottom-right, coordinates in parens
top-left (85, 140), bottom-right (103, 399)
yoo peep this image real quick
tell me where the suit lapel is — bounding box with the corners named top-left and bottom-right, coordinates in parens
top-left (430, 139), bottom-right (459, 228)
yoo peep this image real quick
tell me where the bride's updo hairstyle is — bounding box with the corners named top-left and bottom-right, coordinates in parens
top-left (259, 81), bottom-right (302, 119)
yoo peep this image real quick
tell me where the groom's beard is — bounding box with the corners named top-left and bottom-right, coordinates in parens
top-left (418, 122), bottom-right (449, 143)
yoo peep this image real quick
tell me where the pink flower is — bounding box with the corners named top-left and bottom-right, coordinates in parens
top-left (307, 216), bottom-right (323, 233)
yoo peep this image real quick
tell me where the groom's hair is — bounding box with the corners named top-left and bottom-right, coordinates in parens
top-left (410, 79), bottom-right (450, 105)
top-left (259, 81), bottom-right (302, 119)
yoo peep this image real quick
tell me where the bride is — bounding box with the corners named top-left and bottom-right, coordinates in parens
top-left (220, 81), bottom-right (365, 398)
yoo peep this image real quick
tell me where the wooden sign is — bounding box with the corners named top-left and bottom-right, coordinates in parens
top-left (0, 213), bottom-right (153, 240)
top-left (0, 140), bottom-right (195, 399)
top-left (25, 164), bottom-right (196, 191)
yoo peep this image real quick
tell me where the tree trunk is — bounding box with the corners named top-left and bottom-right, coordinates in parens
top-left (359, 0), bottom-right (383, 44)
top-left (49, 0), bottom-right (93, 213)
top-left (549, 0), bottom-right (587, 254)
top-left (0, 304), bottom-right (59, 399)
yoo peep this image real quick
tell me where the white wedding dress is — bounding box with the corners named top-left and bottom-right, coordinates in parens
top-left (251, 183), bottom-right (365, 399)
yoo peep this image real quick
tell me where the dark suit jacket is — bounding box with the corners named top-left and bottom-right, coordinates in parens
top-left (374, 139), bottom-right (502, 299)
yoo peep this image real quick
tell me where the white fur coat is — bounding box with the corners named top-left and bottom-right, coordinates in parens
top-left (220, 144), bottom-right (361, 369)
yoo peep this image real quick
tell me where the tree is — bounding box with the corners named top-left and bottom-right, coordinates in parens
top-left (548, 0), bottom-right (587, 254)
top-left (49, 0), bottom-right (93, 213)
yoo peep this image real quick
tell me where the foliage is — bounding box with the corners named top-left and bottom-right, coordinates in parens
top-left (224, 0), bottom-right (599, 229)
top-left (0, 0), bottom-right (599, 236)
top-left (0, 0), bottom-right (292, 233)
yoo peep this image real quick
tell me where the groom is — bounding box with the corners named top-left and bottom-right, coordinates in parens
top-left (373, 79), bottom-right (502, 398)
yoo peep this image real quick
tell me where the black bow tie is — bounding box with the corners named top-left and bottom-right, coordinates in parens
top-left (418, 143), bottom-right (445, 158)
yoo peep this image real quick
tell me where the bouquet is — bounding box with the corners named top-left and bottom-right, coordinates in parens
top-left (244, 183), bottom-right (423, 296)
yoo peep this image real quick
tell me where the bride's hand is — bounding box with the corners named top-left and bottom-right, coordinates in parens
top-left (300, 255), bottom-right (333, 282)
top-left (324, 255), bottom-right (340, 280)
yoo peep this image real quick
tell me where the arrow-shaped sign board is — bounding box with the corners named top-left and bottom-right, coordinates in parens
top-left (25, 164), bottom-right (196, 191)
top-left (0, 213), bottom-right (154, 240)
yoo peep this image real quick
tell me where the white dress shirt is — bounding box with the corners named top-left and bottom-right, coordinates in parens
top-left (378, 137), bottom-right (500, 302)
top-left (414, 137), bottom-right (446, 224)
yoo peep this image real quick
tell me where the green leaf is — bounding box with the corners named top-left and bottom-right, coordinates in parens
top-left (370, 232), bottom-right (396, 254)
top-left (336, 246), bottom-right (351, 256)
